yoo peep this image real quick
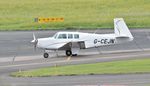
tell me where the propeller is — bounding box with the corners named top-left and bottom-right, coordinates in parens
top-left (31, 33), bottom-right (38, 51)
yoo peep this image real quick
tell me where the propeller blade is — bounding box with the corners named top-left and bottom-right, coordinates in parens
top-left (33, 33), bottom-right (36, 40)
top-left (31, 33), bottom-right (36, 43)
top-left (31, 33), bottom-right (38, 51)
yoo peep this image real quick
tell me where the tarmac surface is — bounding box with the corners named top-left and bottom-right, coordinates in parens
top-left (0, 29), bottom-right (150, 58)
top-left (0, 29), bottom-right (150, 86)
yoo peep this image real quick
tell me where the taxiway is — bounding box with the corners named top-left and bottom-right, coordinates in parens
top-left (0, 29), bottom-right (150, 86)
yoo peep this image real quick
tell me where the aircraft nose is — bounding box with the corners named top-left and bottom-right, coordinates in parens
top-left (31, 39), bottom-right (38, 43)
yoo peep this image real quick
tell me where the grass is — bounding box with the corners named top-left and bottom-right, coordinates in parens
top-left (0, 0), bottom-right (150, 30)
top-left (11, 58), bottom-right (150, 77)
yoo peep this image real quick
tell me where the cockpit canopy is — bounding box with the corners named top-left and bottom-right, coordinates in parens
top-left (53, 32), bottom-right (79, 39)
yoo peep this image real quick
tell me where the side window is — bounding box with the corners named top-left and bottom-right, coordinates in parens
top-left (58, 34), bottom-right (67, 39)
top-left (74, 34), bottom-right (79, 39)
top-left (68, 34), bottom-right (73, 39)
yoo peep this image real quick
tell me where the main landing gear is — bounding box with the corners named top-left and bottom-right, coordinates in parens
top-left (66, 50), bottom-right (77, 56)
top-left (66, 50), bottom-right (72, 56)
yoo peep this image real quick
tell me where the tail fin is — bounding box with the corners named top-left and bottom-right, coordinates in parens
top-left (114, 18), bottom-right (133, 40)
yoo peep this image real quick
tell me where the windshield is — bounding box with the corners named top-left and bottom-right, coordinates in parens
top-left (53, 33), bottom-right (58, 39)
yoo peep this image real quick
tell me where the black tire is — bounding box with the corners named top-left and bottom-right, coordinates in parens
top-left (66, 50), bottom-right (72, 56)
top-left (43, 53), bottom-right (49, 58)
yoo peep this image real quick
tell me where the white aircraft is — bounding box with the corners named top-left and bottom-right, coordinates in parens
top-left (31, 18), bottom-right (134, 58)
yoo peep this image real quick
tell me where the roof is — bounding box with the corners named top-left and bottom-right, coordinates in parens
top-left (56, 31), bottom-right (80, 34)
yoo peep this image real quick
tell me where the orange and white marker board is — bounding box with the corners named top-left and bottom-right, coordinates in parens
top-left (35, 17), bottom-right (64, 23)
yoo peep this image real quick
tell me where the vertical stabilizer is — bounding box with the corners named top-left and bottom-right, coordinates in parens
top-left (114, 18), bottom-right (133, 39)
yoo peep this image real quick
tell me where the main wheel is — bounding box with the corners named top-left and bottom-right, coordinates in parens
top-left (43, 53), bottom-right (49, 58)
top-left (66, 50), bottom-right (72, 56)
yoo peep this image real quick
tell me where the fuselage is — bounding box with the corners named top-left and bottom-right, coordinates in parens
top-left (36, 32), bottom-right (117, 50)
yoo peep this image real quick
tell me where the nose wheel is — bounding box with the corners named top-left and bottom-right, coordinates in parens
top-left (43, 53), bottom-right (49, 58)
